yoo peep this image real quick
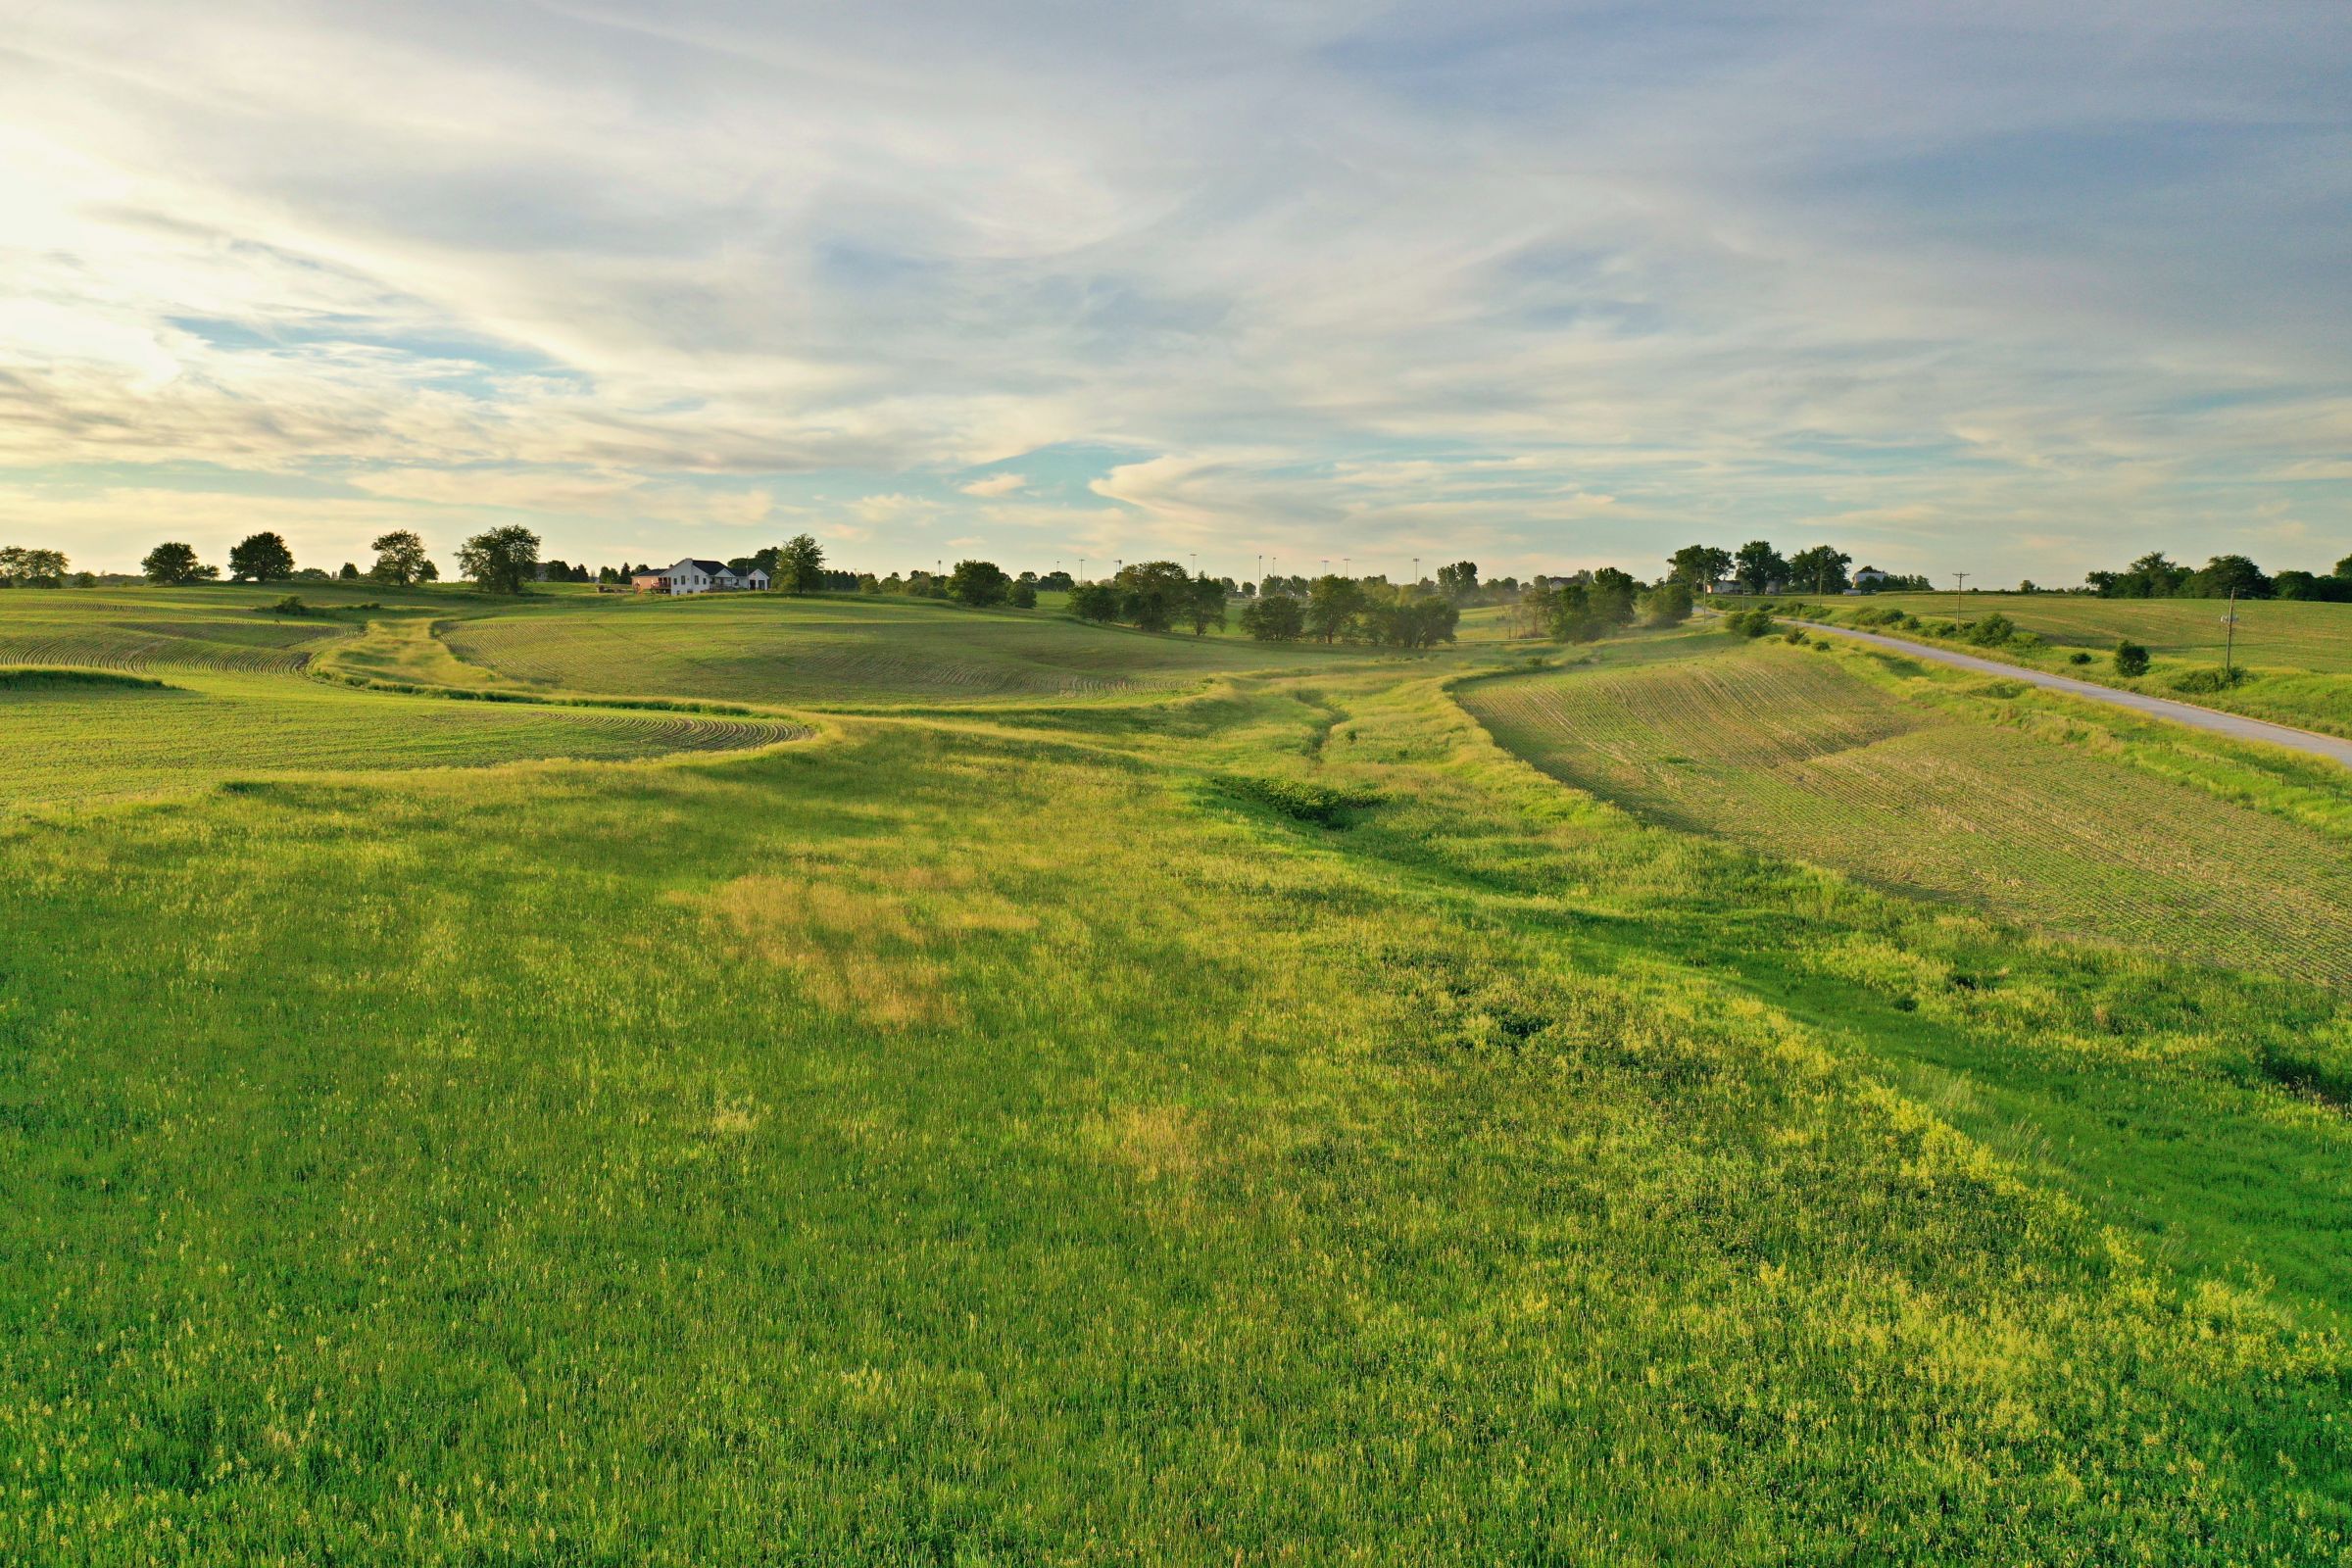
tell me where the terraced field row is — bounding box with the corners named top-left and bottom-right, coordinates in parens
top-left (441, 596), bottom-right (1309, 706)
top-left (1842, 592), bottom-right (2352, 670)
top-left (0, 675), bottom-right (807, 809)
top-left (1465, 640), bottom-right (2352, 990)
top-left (0, 617), bottom-right (350, 672)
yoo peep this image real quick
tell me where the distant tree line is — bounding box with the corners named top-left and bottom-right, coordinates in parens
top-left (2084, 550), bottom-right (2352, 602)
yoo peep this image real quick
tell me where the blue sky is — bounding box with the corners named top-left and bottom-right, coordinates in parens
top-left (1, 1), bottom-right (2346, 583)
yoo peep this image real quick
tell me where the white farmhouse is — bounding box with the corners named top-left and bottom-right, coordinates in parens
top-left (644, 558), bottom-right (770, 595)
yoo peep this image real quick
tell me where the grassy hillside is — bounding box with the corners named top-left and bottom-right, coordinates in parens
top-left (5, 595), bottom-right (2351, 1562)
top-left (443, 592), bottom-right (1322, 706)
top-left (1463, 634), bottom-right (2352, 988)
top-left (1725, 590), bottom-right (2352, 737)
top-left (1855, 591), bottom-right (2352, 671)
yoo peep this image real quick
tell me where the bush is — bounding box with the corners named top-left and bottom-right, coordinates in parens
top-left (2113, 640), bottom-right (2151, 677)
top-left (268, 595), bottom-right (312, 616)
top-left (1963, 612), bottom-right (2015, 647)
top-left (1722, 609), bottom-right (1775, 639)
top-left (2169, 665), bottom-right (2249, 694)
top-left (1007, 580), bottom-right (1038, 610)
top-left (2068, 651), bottom-right (2094, 665)
top-left (1783, 626), bottom-right (1808, 645)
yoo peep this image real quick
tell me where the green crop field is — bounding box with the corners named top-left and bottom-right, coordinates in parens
top-left (1716, 590), bottom-right (2352, 738)
top-left (442, 593), bottom-right (1326, 705)
top-left (1855, 591), bottom-right (2352, 670)
top-left (1462, 635), bottom-right (2352, 988)
top-left (7, 585), bottom-right (2352, 1563)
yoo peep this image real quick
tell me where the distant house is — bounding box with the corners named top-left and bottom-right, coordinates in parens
top-left (1854, 566), bottom-right (1888, 589)
top-left (638, 558), bottom-right (770, 595)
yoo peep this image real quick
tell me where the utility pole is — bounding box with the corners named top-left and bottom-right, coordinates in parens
top-left (2224, 588), bottom-right (2239, 675)
top-left (1953, 572), bottom-right (1968, 617)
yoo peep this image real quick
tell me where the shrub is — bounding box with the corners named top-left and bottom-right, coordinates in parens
top-left (1964, 612), bottom-right (2015, 647)
top-left (1722, 609), bottom-right (1775, 639)
top-left (268, 595), bottom-right (312, 616)
top-left (2170, 665), bottom-right (2248, 694)
top-left (1783, 626), bottom-right (1809, 645)
top-left (2068, 651), bottom-right (2094, 665)
top-left (2113, 640), bottom-right (2151, 677)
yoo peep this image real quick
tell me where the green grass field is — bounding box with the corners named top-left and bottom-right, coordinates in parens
top-left (1728, 590), bottom-right (2352, 738)
top-left (1858, 591), bottom-right (2352, 670)
top-left (6, 585), bottom-right (2352, 1562)
top-left (441, 592), bottom-right (1326, 706)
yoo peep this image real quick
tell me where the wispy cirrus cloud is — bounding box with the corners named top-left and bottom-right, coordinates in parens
top-left (1, 1), bottom-right (2346, 581)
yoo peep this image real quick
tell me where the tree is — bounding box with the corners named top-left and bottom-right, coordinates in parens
top-left (141, 541), bottom-right (218, 584)
top-left (338, 562), bottom-right (361, 580)
top-left (0, 547), bottom-right (68, 586)
top-left (1667, 544), bottom-right (1733, 590)
top-left (227, 531), bottom-right (295, 583)
top-left (369, 530), bottom-right (431, 585)
top-left (1642, 581), bottom-right (1694, 627)
top-left (1733, 540), bottom-right (1787, 596)
top-left (1184, 573), bottom-right (1227, 635)
top-left (1435, 561), bottom-right (1479, 599)
top-left (948, 559), bottom-right (1011, 607)
top-left (1007, 579), bottom-right (1038, 609)
top-left (777, 534), bottom-right (825, 594)
top-left (2336, 553), bottom-right (2352, 581)
top-left (1589, 567), bottom-right (1640, 628)
top-left (1786, 545), bottom-right (1852, 596)
top-left (1303, 575), bottom-right (1366, 643)
top-left (1113, 561), bottom-right (1190, 632)
top-left (2114, 640), bottom-right (2151, 677)
top-left (1240, 594), bottom-right (1305, 641)
top-left (457, 525), bottom-right (541, 594)
top-left (1367, 594), bottom-right (1458, 649)
top-left (1069, 581), bottom-right (1121, 621)
top-left (2188, 554), bottom-right (2271, 600)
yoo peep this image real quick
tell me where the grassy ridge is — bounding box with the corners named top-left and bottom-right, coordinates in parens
top-left (1729, 590), bottom-right (2352, 737)
top-left (1463, 634), bottom-right (2352, 989)
top-left (441, 592), bottom-right (1331, 707)
top-left (4, 603), bottom-right (2352, 1560)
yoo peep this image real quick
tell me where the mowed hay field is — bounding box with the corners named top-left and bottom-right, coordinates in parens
top-left (1857, 591), bottom-right (2352, 670)
top-left (444, 593), bottom-right (1320, 705)
top-left (0, 584), bottom-right (363, 672)
top-left (8, 592), bottom-right (2352, 1561)
top-left (1463, 635), bottom-right (2352, 989)
top-left (0, 669), bottom-right (805, 808)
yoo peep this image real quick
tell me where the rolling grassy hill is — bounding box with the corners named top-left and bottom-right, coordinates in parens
top-left (1727, 590), bottom-right (2352, 737)
top-left (1462, 633), bottom-right (2352, 988)
top-left (441, 592), bottom-right (1324, 706)
top-left (1854, 590), bottom-right (2352, 670)
top-left (5, 589), bottom-right (2351, 1563)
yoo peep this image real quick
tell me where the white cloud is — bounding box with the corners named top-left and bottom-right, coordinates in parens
top-left (1, 2), bottom-right (2346, 578)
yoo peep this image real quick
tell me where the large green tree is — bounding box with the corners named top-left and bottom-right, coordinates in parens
top-left (1733, 541), bottom-right (1787, 595)
top-left (227, 531), bottom-right (296, 583)
top-left (1435, 561), bottom-right (1479, 598)
top-left (1184, 573), bottom-right (1228, 635)
top-left (1112, 561), bottom-right (1190, 632)
top-left (1667, 544), bottom-right (1733, 589)
top-left (457, 525), bottom-right (541, 594)
top-left (0, 547), bottom-right (68, 585)
top-left (370, 530), bottom-right (432, 586)
top-left (1239, 594), bottom-right (1304, 641)
top-left (777, 534), bottom-right (826, 594)
top-left (948, 559), bottom-right (1010, 607)
top-left (141, 541), bottom-right (218, 585)
top-left (2188, 554), bottom-right (2271, 599)
top-left (1303, 575), bottom-right (1366, 643)
top-left (1786, 545), bottom-right (1853, 596)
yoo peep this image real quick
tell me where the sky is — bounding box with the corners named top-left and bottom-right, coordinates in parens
top-left (2, 1), bottom-right (2347, 585)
